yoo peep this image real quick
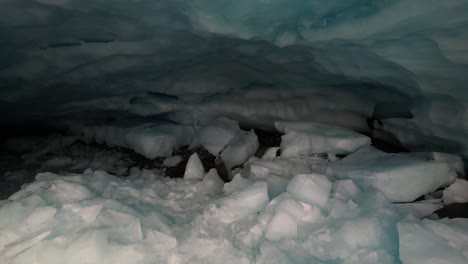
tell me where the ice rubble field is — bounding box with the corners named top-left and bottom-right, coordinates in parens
top-left (2, 0), bottom-right (468, 262)
top-left (1, 120), bottom-right (468, 264)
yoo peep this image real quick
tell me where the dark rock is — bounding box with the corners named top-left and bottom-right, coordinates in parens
top-left (164, 147), bottom-right (216, 178)
top-left (253, 128), bottom-right (282, 158)
top-left (215, 157), bottom-right (231, 182)
top-left (435, 203), bottom-right (468, 219)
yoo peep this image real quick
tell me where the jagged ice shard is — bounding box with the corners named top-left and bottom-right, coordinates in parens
top-left (1, 0), bottom-right (468, 263)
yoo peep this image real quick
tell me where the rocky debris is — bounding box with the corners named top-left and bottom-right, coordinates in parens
top-left (435, 203), bottom-right (468, 219)
top-left (252, 129), bottom-right (282, 158)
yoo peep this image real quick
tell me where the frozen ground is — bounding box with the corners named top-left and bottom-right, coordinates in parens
top-left (1, 119), bottom-right (467, 263)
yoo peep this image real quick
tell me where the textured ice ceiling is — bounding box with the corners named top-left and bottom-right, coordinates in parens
top-left (1, 0), bottom-right (468, 157)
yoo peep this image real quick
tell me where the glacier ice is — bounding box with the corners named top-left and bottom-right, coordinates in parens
top-left (220, 129), bottom-right (259, 169)
top-left (443, 179), bottom-right (468, 205)
top-left (286, 173), bottom-right (332, 208)
top-left (73, 123), bottom-right (194, 159)
top-left (190, 117), bottom-right (240, 156)
top-left (275, 121), bottom-right (371, 157)
top-left (398, 219), bottom-right (468, 264)
top-left (332, 146), bottom-right (456, 202)
top-left (183, 153), bottom-right (205, 181)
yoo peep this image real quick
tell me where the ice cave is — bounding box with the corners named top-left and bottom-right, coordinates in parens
top-left (1, 0), bottom-right (468, 263)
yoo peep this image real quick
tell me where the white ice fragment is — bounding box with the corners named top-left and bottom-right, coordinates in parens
top-left (0, 202), bottom-right (31, 229)
top-left (331, 217), bottom-right (387, 259)
top-left (262, 147), bottom-right (280, 160)
top-left (332, 180), bottom-right (360, 199)
top-left (411, 152), bottom-right (465, 176)
top-left (36, 241), bottom-right (66, 264)
top-left (23, 206), bottom-right (57, 227)
top-left (257, 243), bottom-right (291, 264)
top-left (220, 182), bottom-right (269, 222)
top-left (77, 123), bottom-right (194, 159)
top-left (62, 201), bottom-right (104, 224)
top-left (287, 173), bottom-right (332, 208)
top-left (275, 121), bottom-right (370, 157)
top-left (265, 211), bottom-right (297, 241)
top-left (398, 220), bottom-right (468, 264)
top-left (125, 127), bottom-right (177, 159)
top-left (197, 168), bottom-right (224, 195)
top-left (423, 218), bottom-right (468, 257)
top-left (46, 180), bottom-right (96, 203)
top-left (265, 174), bottom-right (291, 198)
top-left (65, 228), bottom-right (108, 264)
top-left (443, 178), bottom-right (468, 204)
top-left (247, 158), bottom-right (310, 180)
top-left (329, 198), bottom-right (359, 219)
top-left (275, 198), bottom-right (305, 221)
top-left (332, 146), bottom-right (456, 202)
top-left (98, 209), bottom-right (143, 244)
top-left (220, 129), bottom-right (259, 168)
top-left (0, 229), bottom-right (52, 259)
top-left (183, 153), bottom-right (205, 181)
top-left (394, 200), bottom-right (443, 218)
top-left (145, 230), bottom-right (178, 251)
top-left (223, 173), bottom-right (254, 195)
top-left (191, 117), bottom-right (240, 155)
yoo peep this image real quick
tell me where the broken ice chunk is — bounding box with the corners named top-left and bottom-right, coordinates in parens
top-left (332, 146), bottom-right (456, 202)
top-left (191, 117), bottom-right (240, 155)
top-left (265, 210), bottom-right (298, 241)
top-left (220, 129), bottom-right (259, 168)
top-left (332, 180), bottom-right (361, 200)
top-left (196, 168), bottom-right (224, 195)
top-left (23, 206), bottom-right (57, 227)
top-left (219, 182), bottom-right (270, 222)
top-left (97, 209), bottom-right (143, 244)
top-left (45, 180), bottom-right (96, 203)
top-left (65, 228), bottom-right (109, 264)
top-left (223, 173), bottom-right (254, 195)
top-left (330, 217), bottom-right (391, 260)
top-left (264, 173), bottom-right (291, 198)
top-left (422, 218), bottom-right (468, 257)
top-left (125, 126), bottom-right (177, 159)
top-left (443, 178), bottom-right (468, 205)
top-left (262, 147), bottom-right (280, 160)
top-left (398, 220), bottom-right (468, 264)
top-left (257, 242), bottom-right (291, 264)
top-left (275, 121), bottom-right (370, 157)
top-left (145, 230), bottom-right (177, 251)
top-left (329, 198), bottom-right (359, 219)
top-left (410, 152), bottom-right (465, 176)
top-left (62, 200), bottom-right (104, 224)
top-left (394, 200), bottom-right (443, 218)
top-left (0, 229), bottom-right (53, 260)
top-left (183, 153), bottom-right (205, 181)
top-left (78, 123), bottom-right (194, 159)
top-left (287, 173), bottom-right (332, 208)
